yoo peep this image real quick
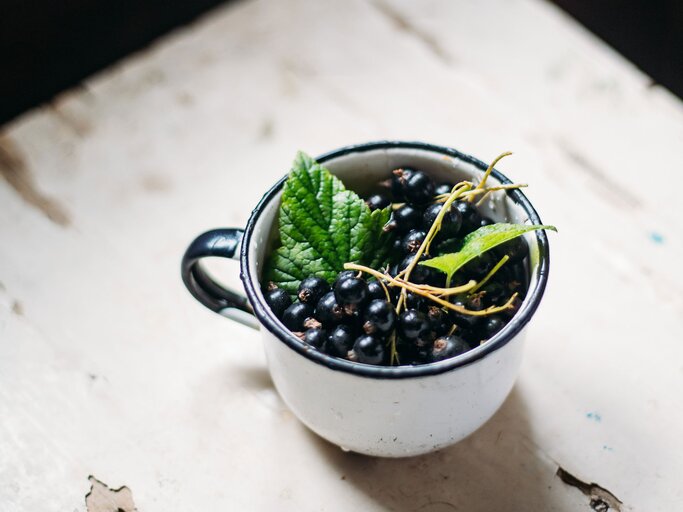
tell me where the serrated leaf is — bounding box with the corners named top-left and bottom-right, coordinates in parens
top-left (420, 223), bottom-right (556, 282)
top-left (264, 152), bottom-right (394, 296)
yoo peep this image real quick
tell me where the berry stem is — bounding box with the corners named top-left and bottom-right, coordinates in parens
top-left (396, 182), bottom-right (472, 311)
top-left (343, 262), bottom-right (510, 316)
top-left (467, 151), bottom-right (513, 203)
top-left (392, 277), bottom-right (477, 297)
top-left (469, 255), bottom-right (510, 293)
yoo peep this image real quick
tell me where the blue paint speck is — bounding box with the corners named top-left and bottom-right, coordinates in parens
top-left (586, 412), bottom-right (602, 422)
top-left (649, 232), bottom-right (665, 244)
top-left (602, 445), bottom-right (614, 452)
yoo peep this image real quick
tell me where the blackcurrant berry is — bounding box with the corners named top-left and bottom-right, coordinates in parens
top-left (335, 277), bottom-right (368, 305)
top-left (401, 229), bottom-right (427, 253)
top-left (365, 193), bottom-right (391, 211)
top-left (325, 324), bottom-right (356, 357)
top-left (479, 217), bottom-right (493, 228)
top-left (399, 309), bottom-right (431, 340)
top-left (282, 302), bottom-right (314, 331)
top-left (363, 299), bottom-right (396, 335)
top-left (392, 204), bottom-right (422, 233)
top-left (297, 276), bottom-right (330, 305)
top-left (353, 334), bottom-right (385, 364)
top-left (398, 253), bottom-right (437, 285)
top-left (264, 288), bottom-right (292, 319)
top-left (334, 270), bottom-right (358, 287)
top-left (303, 328), bottom-right (327, 348)
top-left (314, 291), bottom-right (344, 326)
top-left (455, 201), bottom-right (482, 235)
top-left (391, 167), bottom-right (416, 200)
top-left (434, 182), bottom-right (454, 196)
top-left (427, 306), bottom-right (449, 336)
top-left (481, 282), bottom-right (506, 306)
top-left (366, 280), bottom-right (388, 301)
top-left (403, 170), bottom-right (435, 205)
top-left (495, 236), bottom-right (529, 264)
top-left (449, 295), bottom-right (482, 330)
top-left (462, 252), bottom-right (495, 278)
top-left (465, 291), bottom-right (486, 312)
top-left (422, 203), bottom-right (462, 238)
top-left (405, 291), bottom-right (424, 310)
top-left (351, 335), bottom-right (386, 365)
top-left (480, 315), bottom-right (505, 338)
top-left (429, 335), bottom-right (471, 362)
top-left (397, 254), bottom-right (432, 284)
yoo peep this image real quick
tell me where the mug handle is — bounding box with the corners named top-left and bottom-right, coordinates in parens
top-left (181, 228), bottom-right (259, 330)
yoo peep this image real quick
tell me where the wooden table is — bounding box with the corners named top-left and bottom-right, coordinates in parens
top-left (2, 1), bottom-right (682, 510)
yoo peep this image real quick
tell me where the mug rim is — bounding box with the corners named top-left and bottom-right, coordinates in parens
top-left (240, 141), bottom-right (550, 379)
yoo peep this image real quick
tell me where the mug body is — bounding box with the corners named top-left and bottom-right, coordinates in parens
top-left (237, 142), bottom-right (550, 457)
top-left (263, 325), bottom-right (525, 457)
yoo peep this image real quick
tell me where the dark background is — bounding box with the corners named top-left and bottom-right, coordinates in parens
top-left (1, 0), bottom-right (681, 125)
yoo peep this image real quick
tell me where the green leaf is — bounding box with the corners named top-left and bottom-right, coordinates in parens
top-left (420, 223), bottom-right (556, 282)
top-left (264, 152), bottom-right (394, 296)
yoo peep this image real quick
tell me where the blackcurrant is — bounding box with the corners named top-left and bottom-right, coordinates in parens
top-left (455, 201), bottom-right (482, 235)
top-left (462, 252), bottom-right (495, 278)
top-left (433, 237), bottom-right (461, 255)
top-left (398, 254), bottom-right (433, 285)
top-left (282, 302), bottom-right (314, 331)
top-left (334, 270), bottom-right (359, 287)
top-left (365, 193), bottom-right (391, 211)
top-left (427, 306), bottom-right (449, 336)
top-left (479, 217), bottom-right (493, 228)
top-left (401, 229), bottom-right (426, 253)
top-left (403, 170), bottom-right (435, 205)
top-left (429, 335), bottom-right (471, 362)
top-left (481, 282), bottom-right (506, 306)
top-left (351, 335), bottom-right (386, 365)
top-left (392, 204), bottom-right (422, 233)
top-left (334, 277), bottom-right (368, 305)
top-left (480, 315), bottom-right (505, 338)
top-left (264, 288), bottom-right (292, 319)
top-left (297, 276), bottom-right (330, 305)
top-left (399, 309), bottom-right (431, 340)
top-left (422, 203), bottom-right (462, 237)
top-left (366, 280), bottom-right (388, 301)
top-left (390, 167), bottom-right (416, 200)
top-left (325, 324), bottom-right (356, 357)
top-left (363, 299), bottom-right (396, 334)
top-left (495, 236), bottom-right (529, 264)
top-left (449, 295), bottom-right (481, 330)
top-left (434, 182), bottom-right (454, 196)
top-left (314, 291), bottom-right (343, 326)
top-left (303, 328), bottom-right (327, 348)
top-left (404, 291), bottom-right (424, 310)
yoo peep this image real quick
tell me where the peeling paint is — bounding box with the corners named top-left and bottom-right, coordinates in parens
top-left (556, 467), bottom-right (622, 511)
top-left (85, 476), bottom-right (138, 512)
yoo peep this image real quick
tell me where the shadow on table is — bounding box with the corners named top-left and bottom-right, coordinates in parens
top-left (306, 386), bottom-right (568, 512)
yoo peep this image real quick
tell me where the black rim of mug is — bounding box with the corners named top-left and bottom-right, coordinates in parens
top-left (240, 141), bottom-right (550, 379)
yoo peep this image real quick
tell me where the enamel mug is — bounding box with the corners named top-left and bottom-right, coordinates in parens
top-left (181, 141), bottom-right (550, 457)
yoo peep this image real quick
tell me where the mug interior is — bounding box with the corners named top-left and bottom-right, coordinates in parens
top-left (241, 142), bottom-right (548, 378)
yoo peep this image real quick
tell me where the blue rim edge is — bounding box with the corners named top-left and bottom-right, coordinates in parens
top-left (240, 141), bottom-right (551, 379)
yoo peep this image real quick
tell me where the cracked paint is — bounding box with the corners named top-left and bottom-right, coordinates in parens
top-left (556, 467), bottom-right (622, 511)
top-left (85, 476), bottom-right (138, 512)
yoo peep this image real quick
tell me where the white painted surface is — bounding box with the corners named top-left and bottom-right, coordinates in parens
top-left (1, 0), bottom-right (682, 510)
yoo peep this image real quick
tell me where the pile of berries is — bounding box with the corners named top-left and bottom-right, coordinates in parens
top-left (264, 167), bottom-right (529, 366)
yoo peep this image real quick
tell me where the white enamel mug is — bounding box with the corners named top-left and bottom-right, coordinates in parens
top-left (181, 141), bottom-right (551, 457)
